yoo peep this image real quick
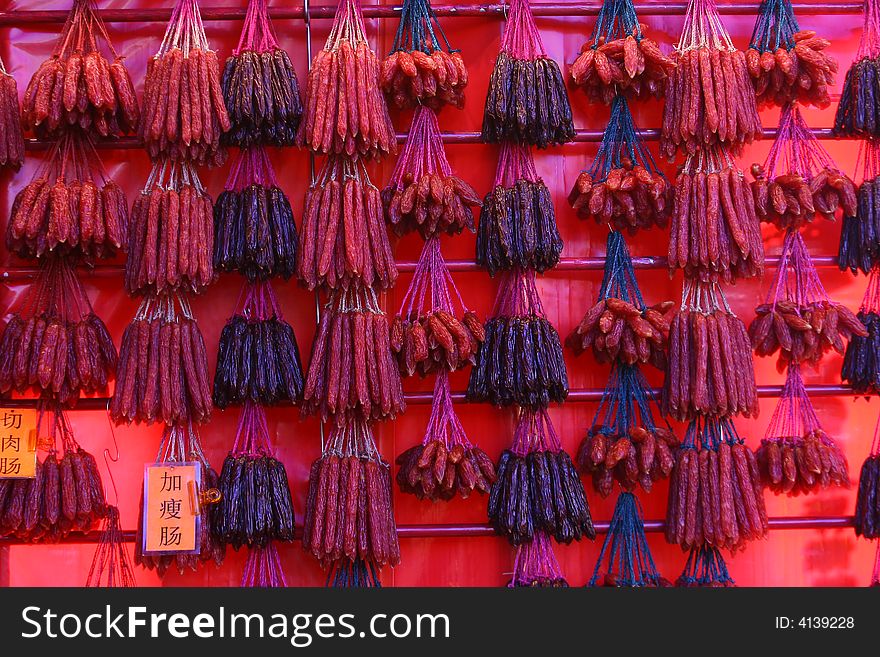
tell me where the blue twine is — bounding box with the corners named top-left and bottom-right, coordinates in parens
top-left (598, 230), bottom-right (646, 309)
top-left (592, 362), bottom-right (667, 437)
top-left (588, 492), bottom-right (661, 587)
top-left (679, 545), bottom-right (735, 586)
top-left (749, 0), bottom-right (799, 52)
top-left (590, 0), bottom-right (643, 44)
top-left (390, 0), bottom-right (454, 55)
top-left (326, 558), bottom-right (382, 588)
top-left (585, 95), bottom-right (663, 184)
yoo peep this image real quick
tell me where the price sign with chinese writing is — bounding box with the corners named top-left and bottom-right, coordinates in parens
top-left (0, 408), bottom-right (38, 479)
top-left (142, 462), bottom-right (202, 555)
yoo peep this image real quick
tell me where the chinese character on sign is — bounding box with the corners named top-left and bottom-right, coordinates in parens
top-left (0, 457), bottom-right (21, 476)
top-left (143, 463), bottom-right (200, 555)
top-left (1, 435), bottom-right (20, 452)
top-left (2, 411), bottom-right (22, 430)
top-left (159, 498), bottom-right (182, 520)
top-left (159, 526), bottom-right (182, 547)
top-left (160, 472), bottom-right (182, 492)
top-left (0, 408), bottom-right (36, 480)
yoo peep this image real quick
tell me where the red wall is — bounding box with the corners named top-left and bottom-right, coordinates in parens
top-left (1, 0), bottom-right (876, 587)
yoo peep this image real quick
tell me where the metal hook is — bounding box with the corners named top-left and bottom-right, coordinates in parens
top-left (102, 400), bottom-right (121, 507)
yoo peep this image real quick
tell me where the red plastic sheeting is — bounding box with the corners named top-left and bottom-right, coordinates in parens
top-left (0, 0), bottom-right (877, 587)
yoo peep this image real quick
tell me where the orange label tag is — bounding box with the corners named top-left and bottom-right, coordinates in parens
top-left (142, 462), bottom-right (201, 555)
top-left (0, 408), bottom-right (37, 479)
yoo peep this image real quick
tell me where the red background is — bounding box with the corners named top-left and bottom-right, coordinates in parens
top-left (0, 0), bottom-right (877, 586)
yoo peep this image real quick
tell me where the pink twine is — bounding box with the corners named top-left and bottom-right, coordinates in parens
top-left (860, 267), bottom-right (880, 313)
top-left (680, 279), bottom-right (732, 314)
top-left (241, 542), bottom-right (287, 587)
top-left (158, 0), bottom-right (209, 56)
top-left (511, 407), bottom-right (562, 456)
top-left (500, 0), bottom-right (546, 59)
top-left (493, 142), bottom-right (540, 187)
top-left (225, 146), bottom-right (279, 192)
top-left (510, 530), bottom-right (564, 585)
top-left (235, 0), bottom-right (278, 54)
top-left (326, 0), bottom-right (368, 50)
top-left (492, 268), bottom-right (546, 318)
top-left (399, 237), bottom-right (468, 318)
top-left (764, 104), bottom-right (837, 179)
top-left (323, 417), bottom-right (382, 461)
top-left (767, 230), bottom-right (828, 307)
top-left (677, 0), bottom-right (733, 51)
top-left (236, 279), bottom-right (282, 321)
top-left (764, 364), bottom-right (821, 439)
top-left (422, 371), bottom-right (471, 449)
top-left (855, 139), bottom-right (880, 183)
top-left (232, 401), bottom-right (273, 455)
top-left (388, 106), bottom-right (453, 190)
top-left (857, 0), bottom-right (880, 59)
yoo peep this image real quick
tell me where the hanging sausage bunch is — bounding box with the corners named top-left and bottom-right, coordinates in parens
top-left (750, 230), bottom-right (867, 371)
top-left (666, 417), bottom-right (768, 552)
top-left (507, 531), bottom-right (568, 587)
top-left (476, 143), bottom-right (562, 275)
top-left (220, 0), bottom-right (302, 148)
top-left (302, 419), bottom-right (400, 570)
top-left (0, 406), bottom-right (108, 542)
top-left (0, 257), bottom-right (116, 405)
top-left (839, 140), bottom-right (880, 275)
top-left (747, 0), bottom-right (837, 109)
top-left (579, 363), bottom-right (679, 497)
top-left (382, 106), bottom-right (480, 239)
top-left (20, 0), bottom-right (138, 139)
top-left (6, 131), bottom-right (128, 261)
top-left (0, 56), bottom-right (24, 171)
top-left (589, 492), bottom-right (670, 586)
top-left (135, 424), bottom-right (225, 577)
top-left (569, 96), bottom-right (673, 233)
top-left (660, 0), bottom-right (762, 159)
top-left (467, 269), bottom-right (568, 408)
top-left (568, 231), bottom-right (673, 369)
top-left (834, 0), bottom-right (880, 138)
top-left (855, 413), bottom-right (880, 539)
top-left (569, 0), bottom-right (676, 105)
top-left (139, 0), bottom-right (231, 166)
top-left (751, 105), bottom-right (856, 231)
top-left (110, 293), bottom-right (212, 426)
top-left (212, 403), bottom-right (296, 549)
top-left (488, 408), bottom-right (595, 546)
top-left (676, 545), bottom-right (736, 587)
top-left (842, 270), bottom-right (880, 393)
top-left (213, 281), bottom-right (304, 409)
top-left (381, 0), bottom-right (468, 110)
top-left (756, 365), bottom-right (850, 495)
top-left (297, 0), bottom-right (395, 158)
top-left (481, 0), bottom-right (574, 148)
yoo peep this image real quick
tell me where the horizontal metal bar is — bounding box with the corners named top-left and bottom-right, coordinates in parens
top-left (0, 3), bottom-right (864, 26)
top-left (0, 255), bottom-right (842, 282)
top-left (0, 515), bottom-right (855, 546)
top-left (22, 128), bottom-right (839, 152)
top-left (0, 384), bottom-right (861, 411)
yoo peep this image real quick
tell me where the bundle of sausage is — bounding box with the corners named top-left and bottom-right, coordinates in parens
top-left (662, 282), bottom-right (759, 422)
top-left (747, 0), bottom-right (837, 108)
top-left (467, 269), bottom-right (568, 408)
top-left (381, 0), bottom-right (467, 110)
top-left (750, 106), bottom-right (856, 231)
top-left (834, 1), bottom-right (880, 139)
top-left (676, 545), bottom-right (735, 587)
top-left (0, 57), bottom-right (24, 171)
top-left (569, 0), bottom-right (675, 104)
top-left (213, 147), bottom-right (297, 282)
top-left (391, 238), bottom-right (484, 377)
top-left (126, 159), bottom-right (214, 296)
top-left (508, 531), bottom-right (568, 587)
top-left (842, 274), bottom-right (880, 393)
top-left (665, 417), bottom-right (768, 552)
top-left (139, 0), bottom-right (231, 166)
top-left (382, 106), bottom-right (480, 239)
top-left (0, 257), bottom-right (116, 405)
top-left (213, 281), bottom-right (304, 409)
top-left (302, 284), bottom-right (405, 424)
top-left (838, 141), bottom-right (880, 275)
top-left (577, 362), bottom-right (679, 497)
top-left (297, 154), bottom-right (397, 291)
top-left (668, 145), bottom-right (765, 283)
top-left (0, 407), bottom-right (107, 542)
top-left (569, 96), bottom-right (672, 233)
top-left (476, 143), bottom-right (562, 276)
top-left (21, 0), bottom-right (138, 139)
top-left (221, 0), bottom-right (302, 147)
top-left (567, 231), bottom-right (673, 369)
top-left (589, 492), bottom-right (670, 587)
top-left (110, 293), bottom-right (212, 426)
top-left (302, 419), bottom-right (400, 569)
top-left (135, 425), bottom-right (225, 576)
top-left (855, 434), bottom-right (880, 538)
top-left (489, 408), bottom-right (594, 546)
top-left (481, 0), bottom-right (574, 147)
top-left (7, 131), bottom-right (128, 261)
top-left (396, 372), bottom-right (496, 501)
top-left (749, 230), bottom-right (866, 370)
top-left (756, 365), bottom-right (850, 495)
top-left (660, 0), bottom-right (761, 159)
top-left (297, 0), bottom-right (395, 159)
top-left (212, 404), bottom-right (296, 549)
